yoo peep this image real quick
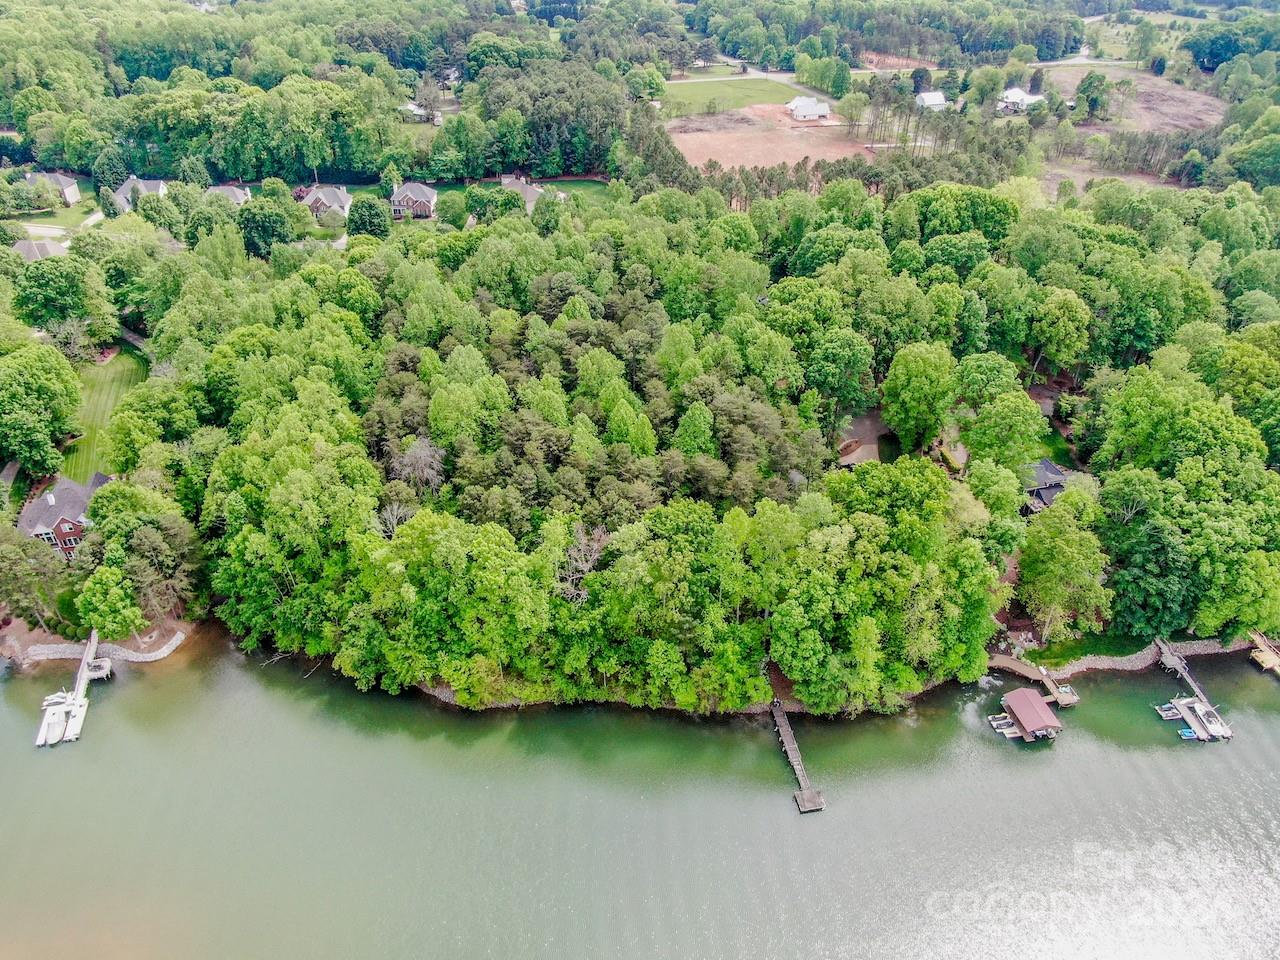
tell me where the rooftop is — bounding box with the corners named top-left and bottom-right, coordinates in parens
top-left (1002, 686), bottom-right (1062, 737)
top-left (17, 474), bottom-right (110, 536)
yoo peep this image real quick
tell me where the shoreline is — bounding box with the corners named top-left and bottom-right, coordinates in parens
top-left (6, 617), bottom-right (1258, 718)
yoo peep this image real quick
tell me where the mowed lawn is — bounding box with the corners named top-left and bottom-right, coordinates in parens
top-left (62, 346), bottom-right (147, 483)
top-left (664, 77), bottom-right (796, 114)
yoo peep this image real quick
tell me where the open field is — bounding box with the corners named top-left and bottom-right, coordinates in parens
top-left (61, 345), bottom-right (147, 483)
top-left (663, 77), bottom-right (796, 116)
top-left (1041, 63), bottom-right (1225, 134)
top-left (668, 103), bottom-right (872, 168)
top-left (675, 63), bottom-right (739, 78)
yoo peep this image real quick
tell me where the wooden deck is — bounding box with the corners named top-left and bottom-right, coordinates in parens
top-left (770, 701), bottom-right (825, 813)
top-left (1250, 631), bottom-right (1280, 679)
top-left (987, 653), bottom-right (1080, 706)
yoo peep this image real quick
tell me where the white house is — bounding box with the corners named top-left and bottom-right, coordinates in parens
top-left (915, 90), bottom-right (948, 112)
top-left (785, 96), bottom-right (831, 121)
top-left (998, 87), bottom-right (1045, 113)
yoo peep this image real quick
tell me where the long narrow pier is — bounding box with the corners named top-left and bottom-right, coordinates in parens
top-left (770, 700), bottom-right (825, 813)
top-left (1154, 638), bottom-right (1231, 741)
top-left (35, 630), bottom-right (112, 747)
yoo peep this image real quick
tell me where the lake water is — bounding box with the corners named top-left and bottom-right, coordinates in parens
top-left (4, 629), bottom-right (1280, 960)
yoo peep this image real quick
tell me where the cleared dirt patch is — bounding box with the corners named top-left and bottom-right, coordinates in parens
top-left (861, 52), bottom-right (937, 70)
top-left (1041, 64), bottom-right (1225, 134)
top-left (1041, 160), bottom-right (1179, 202)
top-left (667, 103), bottom-right (873, 168)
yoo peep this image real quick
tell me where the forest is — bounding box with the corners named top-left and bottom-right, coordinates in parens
top-left (1, 0), bottom-right (1280, 715)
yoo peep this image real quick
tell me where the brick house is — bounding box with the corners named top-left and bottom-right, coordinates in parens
top-left (389, 182), bottom-right (437, 219)
top-left (299, 185), bottom-right (352, 219)
top-left (17, 474), bottom-right (110, 560)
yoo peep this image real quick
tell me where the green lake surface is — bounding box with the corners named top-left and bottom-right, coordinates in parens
top-left (4, 631), bottom-right (1280, 959)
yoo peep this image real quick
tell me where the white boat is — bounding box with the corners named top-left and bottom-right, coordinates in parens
top-left (35, 705), bottom-right (69, 747)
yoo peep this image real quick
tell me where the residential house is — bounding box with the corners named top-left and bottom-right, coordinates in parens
top-left (24, 171), bottom-right (80, 206)
top-left (499, 174), bottom-right (566, 214)
top-left (206, 184), bottom-right (251, 207)
top-left (399, 101), bottom-right (431, 122)
top-left (12, 239), bottom-right (68, 262)
top-left (389, 182), bottom-right (438, 220)
top-left (17, 474), bottom-right (111, 560)
top-left (299, 185), bottom-right (353, 219)
top-left (1023, 457), bottom-right (1080, 515)
top-left (785, 96), bottom-right (831, 121)
top-left (998, 87), bottom-right (1044, 113)
top-left (914, 90), bottom-right (948, 112)
top-left (112, 175), bottom-right (167, 213)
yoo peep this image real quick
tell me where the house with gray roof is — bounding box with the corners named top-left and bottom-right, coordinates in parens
top-left (206, 184), bottom-right (251, 207)
top-left (113, 175), bottom-right (167, 213)
top-left (499, 174), bottom-right (567, 214)
top-left (17, 474), bottom-right (110, 560)
top-left (24, 171), bottom-right (80, 206)
top-left (12, 238), bottom-right (68, 262)
top-left (1023, 458), bottom-right (1081, 514)
top-left (300, 185), bottom-right (352, 219)
top-left (389, 182), bottom-right (437, 220)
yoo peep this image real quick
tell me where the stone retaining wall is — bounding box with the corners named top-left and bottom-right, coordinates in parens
top-left (21, 631), bottom-right (186, 666)
top-left (1047, 637), bottom-right (1252, 681)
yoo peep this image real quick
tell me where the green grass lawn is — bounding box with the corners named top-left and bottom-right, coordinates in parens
top-left (61, 345), bottom-right (147, 483)
top-left (663, 77), bottom-right (797, 115)
top-left (1025, 631), bottom-right (1150, 667)
top-left (1036, 425), bottom-right (1076, 468)
top-left (555, 178), bottom-right (610, 201)
top-left (675, 63), bottom-right (739, 79)
top-left (18, 197), bottom-right (97, 230)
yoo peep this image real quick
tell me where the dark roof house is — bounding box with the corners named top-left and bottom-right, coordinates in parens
top-left (1001, 687), bottom-right (1063, 742)
top-left (390, 182), bottom-right (437, 219)
top-left (17, 473), bottom-right (110, 560)
top-left (1023, 458), bottom-right (1080, 514)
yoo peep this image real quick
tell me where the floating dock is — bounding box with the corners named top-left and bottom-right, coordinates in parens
top-left (987, 653), bottom-right (1080, 707)
top-left (1250, 631), bottom-right (1280, 679)
top-left (34, 630), bottom-right (111, 748)
top-left (770, 700), bottom-right (825, 813)
top-left (1154, 639), bottom-right (1231, 742)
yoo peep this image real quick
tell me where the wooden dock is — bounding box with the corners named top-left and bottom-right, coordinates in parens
top-left (1250, 631), bottom-right (1280, 679)
top-left (34, 630), bottom-right (111, 748)
top-left (1155, 639), bottom-right (1231, 741)
top-left (987, 653), bottom-right (1080, 707)
top-left (770, 701), bottom-right (825, 813)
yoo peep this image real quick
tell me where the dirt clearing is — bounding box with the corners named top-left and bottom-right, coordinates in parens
top-left (1041, 64), bottom-right (1225, 134)
top-left (667, 103), bottom-right (874, 168)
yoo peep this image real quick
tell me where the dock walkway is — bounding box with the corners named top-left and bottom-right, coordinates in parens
top-left (34, 631), bottom-right (111, 747)
top-left (987, 653), bottom-right (1080, 706)
top-left (770, 701), bottom-right (825, 813)
top-left (1155, 639), bottom-right (1231, 741)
